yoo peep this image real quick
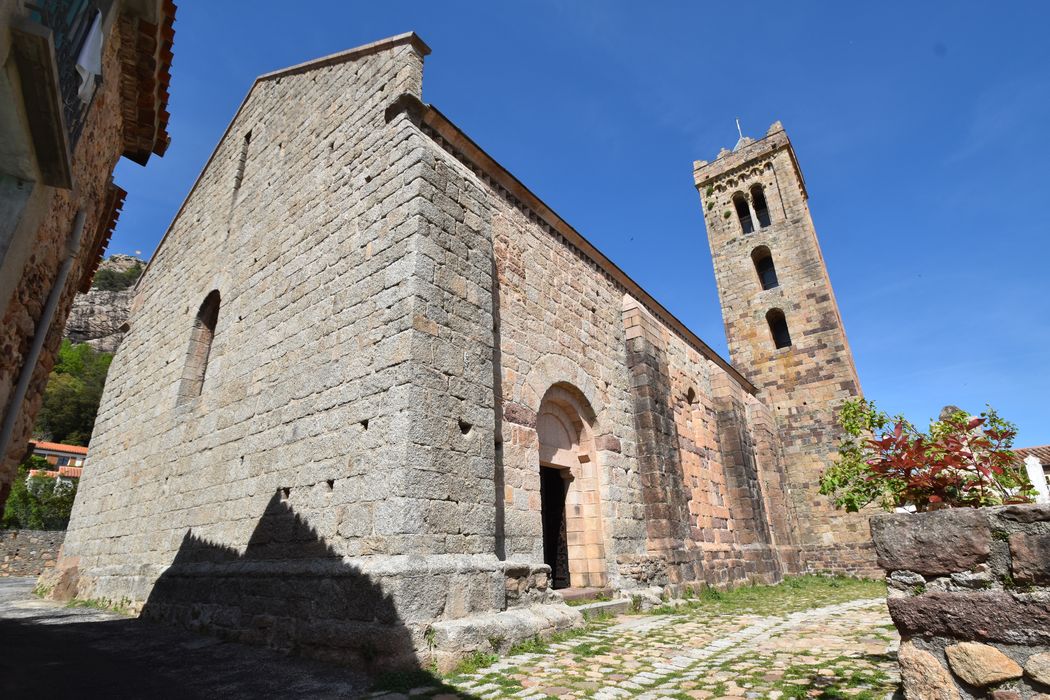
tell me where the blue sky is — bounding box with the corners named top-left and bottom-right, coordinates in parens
top-left (112, 2), bottom-right (1050, 446)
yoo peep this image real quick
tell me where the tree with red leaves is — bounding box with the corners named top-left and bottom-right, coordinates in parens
top-left (819, 399), bottom-right (1035, 512)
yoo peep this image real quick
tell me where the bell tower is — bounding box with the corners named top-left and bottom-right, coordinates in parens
top-left (694, 121), bottom-right (874, 574)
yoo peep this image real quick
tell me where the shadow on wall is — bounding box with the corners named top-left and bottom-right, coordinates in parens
top-left (141, 490), bottom-right (416, 671)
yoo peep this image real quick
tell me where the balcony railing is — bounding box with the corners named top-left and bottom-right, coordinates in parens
top-left (25, 0), bottom-right (101, 150)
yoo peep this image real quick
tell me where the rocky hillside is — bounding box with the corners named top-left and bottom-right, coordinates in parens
top-left (64, 254), bottom-right (144, 353)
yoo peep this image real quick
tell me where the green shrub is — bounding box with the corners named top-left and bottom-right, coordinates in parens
top-left (34, 340), bottom-right (113, 446)
top-left (2, 457), bottom-right (79, 530)
top-left (91, 263), bottom-right (142, 292)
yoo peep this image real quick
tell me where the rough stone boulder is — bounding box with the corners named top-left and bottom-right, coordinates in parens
top-left (64, 254), bottom-right (143, 352)
top-left (1009, 532), bottom-right (1050, 585)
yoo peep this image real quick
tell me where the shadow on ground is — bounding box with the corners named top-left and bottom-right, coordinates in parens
top-left (1, 490), bottom-right (480, 698)
top-left (0, 578), bottom-right (370, 698)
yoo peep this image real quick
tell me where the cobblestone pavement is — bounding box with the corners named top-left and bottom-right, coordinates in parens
top-left (3, 575), bottom-right (898, 699)
top-left (431, 597), bottom-right (900, 700)
top-left (0, 577), bottom-right (370, 699)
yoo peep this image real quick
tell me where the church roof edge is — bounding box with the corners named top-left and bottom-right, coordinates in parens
top-left (412, 100), bottom-right (758, 395)
top-left (256, 32), bottom-right (431, 83)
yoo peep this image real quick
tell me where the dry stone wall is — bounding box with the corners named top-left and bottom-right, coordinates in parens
top-left (872, 505), bottom-right (1050, 699)
top-left (1, 529), bottom-right (64, 577)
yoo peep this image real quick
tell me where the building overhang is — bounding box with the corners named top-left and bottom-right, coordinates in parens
top-left (8, 18), bottom-right (72, 188)
top-left (118, 0), bottom-right (176, 164)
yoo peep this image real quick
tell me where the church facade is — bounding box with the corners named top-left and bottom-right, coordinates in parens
top-left (46, 33), bottom-right (875, 669)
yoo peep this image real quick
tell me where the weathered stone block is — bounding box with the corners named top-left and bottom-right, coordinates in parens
top-left (944, 642), bottom-right (1022, 687)
top-left (1009, 532), bottom-right (1050, 585)
top-left (1025, 652), bottom-right (1050, 686)
top-left (888, 592), bottom-right (1050, 645)
top-left (870, 509), bottom-right (991, 576)
top-left (999, 503), bottom-right (1050, 523)
top-left (897, 641), bottom-right (960, 700)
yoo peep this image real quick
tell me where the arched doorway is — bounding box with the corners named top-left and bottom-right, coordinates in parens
top-left (536, 384), bottom-right (607, 589)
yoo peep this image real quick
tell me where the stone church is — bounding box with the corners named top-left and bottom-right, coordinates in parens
top-left (46, 33), bottom-right (875, 668)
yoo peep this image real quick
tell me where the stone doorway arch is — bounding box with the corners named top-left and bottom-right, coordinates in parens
top-left (536, 383), bottom-right (607, 589)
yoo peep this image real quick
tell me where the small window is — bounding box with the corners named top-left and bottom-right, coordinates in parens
top-left (751, 185), bottom-right (771, 228)
top-left (234, 131), bottom-right (251, 191)
top-left (685, 387), bottom-right (697, 405)
top-left (732, 194), bottom-right (753, 234)
top-left (751, 246), bottom-right (779, 290)
top-left (178, 290), bottom-right (221, 402)
top-left (766, 309), bottom-right (791, 349)
top-left (57, 457), bottom-right (69, 466)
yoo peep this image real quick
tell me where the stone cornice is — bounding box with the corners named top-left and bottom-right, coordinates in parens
top-left (693, 126), bottom-right (808, 201)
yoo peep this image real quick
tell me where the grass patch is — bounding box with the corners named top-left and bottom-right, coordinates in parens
top-left (31, 583), bottom-right (53, 598)
top-left (506, 616), bottom-right (613, 657)
top-left (563, 591), bottom-right (613, 607)
top-left (450, 650), bottom-right (499, 676)
top-left (64, 596), bottom-right (134, 615)
top-left (569, 640), bottom-right (613, 657)
top-left (767, 656), bottom-right (894, 700)
top-left (370, 668), bottom-right (458, 695)
top-left (646, 575), bottom-right (886, 617)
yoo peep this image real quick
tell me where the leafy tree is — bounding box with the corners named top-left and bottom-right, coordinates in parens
top-left (91, 262), bottom-right (142, 292)
top-left (34, 340), bottom-right (113, 446)
top-left (2, 456), bottom-right (79, 530)
top-left (820, 399), bottom-right (1034, 512)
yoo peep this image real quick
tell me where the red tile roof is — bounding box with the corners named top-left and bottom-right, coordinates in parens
top-left (1015, 445), bottom-right (1050, 466)
top-left (79, 182), bottom-right (126, 292)
top-left (30, 441), bottom-right (89, 456)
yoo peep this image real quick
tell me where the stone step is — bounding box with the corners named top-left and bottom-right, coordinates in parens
top-left (573, 598), bottom-right (631, 619)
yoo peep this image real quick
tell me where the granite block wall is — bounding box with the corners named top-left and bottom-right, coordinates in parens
top-left (423, 108), bottom-right (792, 590)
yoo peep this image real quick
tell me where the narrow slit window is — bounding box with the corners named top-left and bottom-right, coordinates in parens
top-left (766, 308), bottom-right (791, 349)
top-left (733, 194), bottom-right (753, 234)
top-left (751, 246), bottom-right (779, 290)
top-left (751, 185), bottom-right (771, 228)
top-left (178, 290), bottom-right (220, 403)
top-left (234, 131), bottom-right (251, 192)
